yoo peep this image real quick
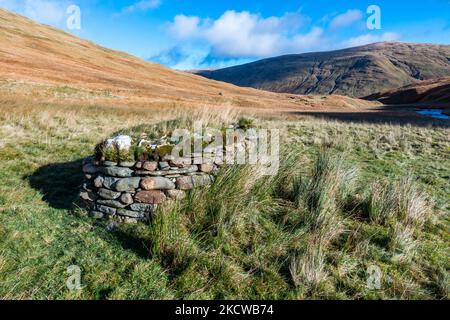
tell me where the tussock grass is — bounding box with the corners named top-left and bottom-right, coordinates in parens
top-left (0, 100), bottom-right (448, 300)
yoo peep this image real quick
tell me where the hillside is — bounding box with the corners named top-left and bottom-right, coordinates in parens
top-left (0, 8), bottom-right (374, 112)
top-left (197, 42), bottom-right (450, 98)
top-left (366, 77), bottom-right (450, 105)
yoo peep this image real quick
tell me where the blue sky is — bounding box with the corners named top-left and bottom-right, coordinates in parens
top-left (1, 0), bottom-right (449, 69)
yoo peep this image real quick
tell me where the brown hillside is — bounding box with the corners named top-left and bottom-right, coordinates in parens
top-left (197, 42), bottom-right (450, 98)
top-left (0, 8), bottom-right (375, 112)
top-left (366, 77), bottom-right (450, 105)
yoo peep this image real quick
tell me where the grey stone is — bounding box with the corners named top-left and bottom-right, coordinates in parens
top-left (135, 165), bottom-right (198, 177)
top-left (84, 174), bottom-right (94, 180)
top-left (89, 211), bottom-right (105, 219)
top-left (120, 193), bottom-right (134, 205)
top-left (96, 205), bottom-right (116, 215)
top-left (130, 203), bottom-right (154, 212)
top-left (103, 176), bottom-right (120, 189)
top-left (192, 174), bottom-right (213, 187)
top-left (100, 166), bottom-right (133, 178)
top-left (98, 188), bottom-right (121, 200)
top-left (115, 177), bottom-right (141, 192)
top-left (103, 161), bottom-right (117, 167)
top-left (141, 177), bottom-right (175, 190)
top-left (119, 161), bottom-right (136, 167)
top-left (94, 175), bottom-right (105, 188)
top-left (135, 161), bottom-right (143, 169)
top-left (97, 200), bottom-right (126, 209)
top-left (83, 163), bottom-right (98, 174)
top-left (106, 222), bottom-right (119, 231)
top-left (117, 208), bottom-right (146, 219)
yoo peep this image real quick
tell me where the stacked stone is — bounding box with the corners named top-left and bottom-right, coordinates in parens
top-left (80, 155), bottom-right (218, 224)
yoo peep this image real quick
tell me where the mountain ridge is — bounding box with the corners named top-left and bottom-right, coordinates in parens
top-left (196, 42), bottom-right (450, 98)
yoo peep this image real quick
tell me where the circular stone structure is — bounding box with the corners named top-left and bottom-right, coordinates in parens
top-left (80, 134), bottom-right (221, 223)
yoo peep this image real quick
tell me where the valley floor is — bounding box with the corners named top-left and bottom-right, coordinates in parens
top-left (0, 95), bottom-right (448, 300)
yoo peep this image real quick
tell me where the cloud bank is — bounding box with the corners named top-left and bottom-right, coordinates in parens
top-left (152, 8), bottom-right (401, 70)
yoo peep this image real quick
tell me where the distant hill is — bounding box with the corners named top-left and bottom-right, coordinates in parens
top-left (196, 42), bottom-right (450, 98)
top-left (366, 77), bottom-right (450, 105)
top-left (0, 8), bottom-right (375, 111)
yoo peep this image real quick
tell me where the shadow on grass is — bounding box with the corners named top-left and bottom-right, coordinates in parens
top-left (25, 159), bottom-right (84, 210)
top-left (25, 158), bottom-right (153, 259)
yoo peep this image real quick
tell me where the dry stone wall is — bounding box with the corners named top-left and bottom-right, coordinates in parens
top-left (80, 155), bottom-right (219, 223)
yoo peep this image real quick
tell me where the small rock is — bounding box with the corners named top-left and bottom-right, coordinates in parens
top-left (142, 161), bottom-right (158, 171)
top-left (199, 163), bottom-right (214, 173)
top-left (100, 166), bottom-right (133, 178)
top-left (192, 174), bottom-right (213, 187)
top-left (83, 163), bottom-right (98, 174)
top-left (176, 176), bottom-right (194, 190)
top-left (103, 176), bottom-right (119, 189)
top-left (135, 161), bottom-right (143, 169)
top-left (97, 200), bottom-right (126, 209)
top-left (130, 203), bottom-right (154, 212)
top-left (141, 177), bottom-right (175, 190)
top-left (94, 176), bottom-right (105, 188)
top-left (120, 193), bottom-right (134, 205)
top-left (80, 191), bottom-right (97, 202)
top-left (165, 189), bottom-right (186, 200)
top-left (169, 157), bottom-right (192, 168)
top-left (96, 205), bottom-right (116, 215)
top-left (103, 161), bottom-right (117, 167)
top-left (106, 135), bottom-right (132, 151)
top-left (135, 191), bottom-right (167, 204)
top-left (115, 177), bottom-right (141, 192)
top-left (119, 161), bottom-right (136, 167)
top-left (89, 211), bottom-right (105, 219)
top-left (98, 188), bottom-right (121, 200)
top-left (85, 174), bottom-right (93, 180)
top-left (106, 221), bottom-right (118, 231)
top-left (117, 208), bottom-right (146, 219)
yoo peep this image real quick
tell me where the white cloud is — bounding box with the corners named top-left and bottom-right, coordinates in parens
top-left (329, 9), bottom-right (363, 29)
top-left (169, 15), bottom-right (200, 39)
top-left (343, 32), bottom-right (400, 47)
top-left (121, 0), bottom-right (161, 15)
top-left (167, 10), bottom-right (320, 59)
top-left (154, 9), bottom-right (401, 69)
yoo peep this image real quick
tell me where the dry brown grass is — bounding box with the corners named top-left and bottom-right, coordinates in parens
top-left (0, 8), bottom-right (379, 115)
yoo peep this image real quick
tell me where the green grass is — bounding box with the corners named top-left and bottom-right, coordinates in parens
top-left (0, 105), bottom-right (448, 299)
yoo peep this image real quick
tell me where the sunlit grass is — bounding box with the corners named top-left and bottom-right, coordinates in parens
top-left (0, 99), bottom-right (448, 300)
